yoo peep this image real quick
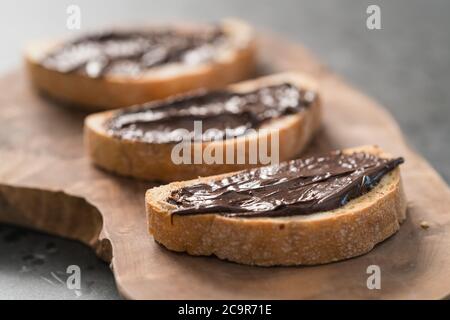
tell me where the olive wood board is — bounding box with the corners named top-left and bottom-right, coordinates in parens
top-left (1, 34), bottom-right (450, 300)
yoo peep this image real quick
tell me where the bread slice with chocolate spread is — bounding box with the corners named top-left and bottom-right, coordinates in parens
top-left (145, 145), bottom-right (407, 266)
top-left (25, 18), bottom-right (256, 110)
top-left (84, 72), bottom-right (321, 182)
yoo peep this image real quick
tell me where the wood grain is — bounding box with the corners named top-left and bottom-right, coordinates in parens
top-left (1, 34), bottom-right (450, 299)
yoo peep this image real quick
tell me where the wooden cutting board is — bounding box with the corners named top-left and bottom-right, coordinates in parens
top-left (1, 34), bottom-right (450, 300)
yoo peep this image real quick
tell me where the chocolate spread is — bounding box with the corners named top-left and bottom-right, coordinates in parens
top-left (105, 83), bottom-right (317, 143)
top-left (169, 151), bottom-right (404, 218)
top-left (41, 27), bottom-right (226, 78)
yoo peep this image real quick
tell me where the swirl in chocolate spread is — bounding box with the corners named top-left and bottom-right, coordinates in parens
top-left (168, 152), bottom-right (404, 218)
top-left (105, 83), bottom-right (317, 143)
top-left (41, 27), bottom-right (226, 78)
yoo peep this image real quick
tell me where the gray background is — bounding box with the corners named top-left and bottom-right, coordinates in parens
top-left (0, 0), bottom-right (449, 299)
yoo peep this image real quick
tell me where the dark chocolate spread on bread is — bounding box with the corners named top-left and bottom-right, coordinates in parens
top-left (105, 83), bottom-right (317, 143)
top-left (168, 151), bottom-right (404, 218)
top-left (41, 27), bottom-right (226, 78)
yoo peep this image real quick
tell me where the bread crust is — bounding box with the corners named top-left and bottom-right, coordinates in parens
top-left (25, 18), bottom-right (257, 110)
top-left (145, 146), bottom-right (407, 266)
top-left (84, 72), bottom-right (322, 182)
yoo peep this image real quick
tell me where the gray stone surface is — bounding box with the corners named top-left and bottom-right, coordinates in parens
top-left (0, 0), bottom-right (448, 299)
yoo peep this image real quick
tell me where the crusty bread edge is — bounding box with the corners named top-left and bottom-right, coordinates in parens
top-left (145, 145), bottom-right (407, 266)
top-left (24, 18), bottom-right (257, 110)
top-left (84, 72), bottom-right (322, 182)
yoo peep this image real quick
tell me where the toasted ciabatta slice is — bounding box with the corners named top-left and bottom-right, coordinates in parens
top-left (85, 72), bottom-right (321, 182)
top-left (146, 145), bottom-right (407, 266)
top-left (25, 18), bottom-right (256, 111)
